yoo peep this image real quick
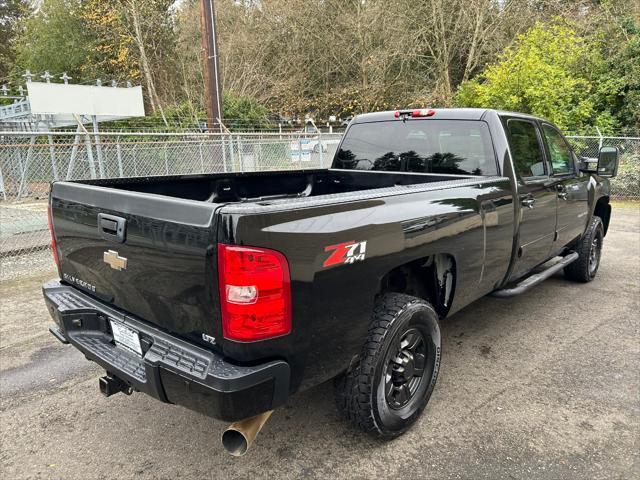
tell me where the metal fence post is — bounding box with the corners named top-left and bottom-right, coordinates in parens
top-left (319, 131), bottom-right (324, 168)
top-left (237, 135), bottom-right (244, 172)
top-left (66, 126), bottom-right (82, 180)
top-left (0, 164), bottom-right (6, 201)
top-left (257, 134), bottom-right (263, 170)
top-left (84, 133), bottom-right (97, 179)
top-left (17, 135), bottom-right (36, 199)
top-left (229, 134), bottom-right (236, 171)
top-left (48, 133), bottom-right (59, 181)
top-left (12, 141), bottom-right (24, 198)
top-left (221, 136), bottom-right (228, 173)
top-left (92, 116), bottom-right (105, 178)
top-left (133, 144), bottom-right (138, 176)
top-left (199, 140), bottom-right (204, 172)
top-left (116, 140), bottom-right (124, 177)
top-left (164, 142), bottom-right (169, 175)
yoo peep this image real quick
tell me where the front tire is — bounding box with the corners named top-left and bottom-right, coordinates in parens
top-left (564, 215), bottom-right (604, 282)
top-left (335, 293), bottom-right (441, 438)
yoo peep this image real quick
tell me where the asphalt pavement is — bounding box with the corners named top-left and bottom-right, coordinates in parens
top-left (1, 204), bottom-right (638, 479)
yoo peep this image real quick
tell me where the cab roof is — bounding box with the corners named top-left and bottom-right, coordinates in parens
top-left (351, 108), bottom-right (547, 124)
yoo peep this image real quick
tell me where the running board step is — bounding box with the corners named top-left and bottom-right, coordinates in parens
top-left (491, 252), bottom-right (579, 298)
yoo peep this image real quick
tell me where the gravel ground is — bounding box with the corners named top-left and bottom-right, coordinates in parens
top-left (1, 205), bottom-right (638, 480)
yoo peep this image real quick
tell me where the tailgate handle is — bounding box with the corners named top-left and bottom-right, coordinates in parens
top-left (98, 213), bottom-right (126, 243)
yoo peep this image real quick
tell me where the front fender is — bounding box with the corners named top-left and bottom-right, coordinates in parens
top-left (586, 175), bottom-right (611, 235)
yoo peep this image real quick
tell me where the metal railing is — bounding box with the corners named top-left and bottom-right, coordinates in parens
top-left (0, 99), bottom-right (31, 121)
top-left (0, 131), bottom-right (638, 280)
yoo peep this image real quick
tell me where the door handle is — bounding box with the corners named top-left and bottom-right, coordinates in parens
top-left (98, 213), bottom-right (126, 243)
top-left (521, 197), bottom-right (536, 209)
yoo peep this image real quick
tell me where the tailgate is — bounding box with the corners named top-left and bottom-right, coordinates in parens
top-left (50, 182), bottom-right (220, 340)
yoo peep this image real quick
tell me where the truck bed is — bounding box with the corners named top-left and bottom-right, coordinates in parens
top-left (79, 169), bottom-right (480, 204)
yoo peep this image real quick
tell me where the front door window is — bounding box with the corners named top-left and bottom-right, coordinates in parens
top-left (541, 124), bottom-right (574, 175)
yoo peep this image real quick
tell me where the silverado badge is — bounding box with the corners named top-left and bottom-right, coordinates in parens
top-left (104, 250), bottom-right (127, 271)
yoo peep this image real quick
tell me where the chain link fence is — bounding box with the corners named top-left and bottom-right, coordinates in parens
top-left (565, 136), bottom-right (640, 200)
top-left (0, 131), bottom-right (341, 279)
top-left (0, 131), bottom-right (342, 201)
top-left (1, 131), bottom-right (638, 280)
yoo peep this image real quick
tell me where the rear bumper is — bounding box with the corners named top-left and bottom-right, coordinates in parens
top-left (42, 279), bottom-right (290, 422)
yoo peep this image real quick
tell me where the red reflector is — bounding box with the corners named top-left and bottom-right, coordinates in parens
top-left (394, 111), bottom-right (400, 118)
top-left (412, 109), bottom-right (436, 117)
top-left (47, 204), bottom-right (61, 274)
top-left (217, 244), bottom-right (291, 342)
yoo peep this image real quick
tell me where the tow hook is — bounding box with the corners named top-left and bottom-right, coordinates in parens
top-left (99, 375), bottom-right (133, 397)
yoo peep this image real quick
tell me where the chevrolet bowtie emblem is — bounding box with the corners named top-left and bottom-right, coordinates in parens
top-left (104, 250), bottom-right (127, 271)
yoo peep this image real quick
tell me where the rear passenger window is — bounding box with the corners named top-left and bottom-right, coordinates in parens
top-left (542, 124), bottom-right (574, 175)
top-left (506, 120), bottom-right (546, 178)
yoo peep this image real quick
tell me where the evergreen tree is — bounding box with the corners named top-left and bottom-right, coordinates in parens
top-left (0, 0), bottom-right (30, 78)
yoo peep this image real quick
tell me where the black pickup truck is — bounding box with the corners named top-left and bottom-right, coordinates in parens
top-left (44, 109), bottom-right (618, 452)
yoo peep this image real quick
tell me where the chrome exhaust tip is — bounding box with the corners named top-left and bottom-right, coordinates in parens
top-left (221, 410), bottom-right (273, 456)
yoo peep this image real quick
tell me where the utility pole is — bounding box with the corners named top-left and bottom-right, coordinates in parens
top-left (200, 0), bottom-right (223, 132)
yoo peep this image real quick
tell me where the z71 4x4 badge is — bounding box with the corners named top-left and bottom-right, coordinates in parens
top-left (323, 241), bottom-right (367, 268)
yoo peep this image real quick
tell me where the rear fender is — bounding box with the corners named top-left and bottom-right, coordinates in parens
top-left (378, 253), bottom-right (456, 318)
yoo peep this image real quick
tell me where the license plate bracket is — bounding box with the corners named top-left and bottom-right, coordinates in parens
top-left (110, 320), bottom-right (142, 357)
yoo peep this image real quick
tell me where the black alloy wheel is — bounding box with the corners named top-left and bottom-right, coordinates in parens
top-left (384, 327), bottom-right (429, 409)
top-left (335, 293), bottom-right (441, 438)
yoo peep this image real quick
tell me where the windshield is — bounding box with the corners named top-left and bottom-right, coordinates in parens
top-left (334, 120), bottom-right (497, 176)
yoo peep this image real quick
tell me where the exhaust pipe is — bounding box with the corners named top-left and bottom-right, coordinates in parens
top-left (221, 410), bottom-right (273, 456)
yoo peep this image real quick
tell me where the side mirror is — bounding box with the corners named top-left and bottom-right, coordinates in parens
top-left (597, 146), bottom-right (619, 177)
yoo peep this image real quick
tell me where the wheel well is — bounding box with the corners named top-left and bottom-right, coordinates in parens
top-left (594, 196), bottom-right (611, 236)
top-left (378, 254), bottom-right (456, 318)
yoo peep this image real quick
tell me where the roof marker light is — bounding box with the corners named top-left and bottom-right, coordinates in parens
top-left (412, 109), bottom-right (436, 117)
top-left (394, 109), bottom-right (436, 119)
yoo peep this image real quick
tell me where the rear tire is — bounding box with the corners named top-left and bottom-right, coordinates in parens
top-left (335, 293), bottom-right (441, 438)
top-left (564, 216), bottom-right (604, 282)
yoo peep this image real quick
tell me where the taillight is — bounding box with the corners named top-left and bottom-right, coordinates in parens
top-left (47, 204), bottom-right (61, 274)
top-left (217, 244), bottom-right (291, 342)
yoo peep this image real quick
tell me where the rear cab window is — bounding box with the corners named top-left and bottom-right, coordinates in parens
top-left (334, 120), bottom-right (498, 176)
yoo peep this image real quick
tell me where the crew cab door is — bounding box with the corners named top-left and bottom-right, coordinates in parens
top-left (539, 123), bottom-right (589, 250)
top-left (504, 118), bottom-right (557, 278)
